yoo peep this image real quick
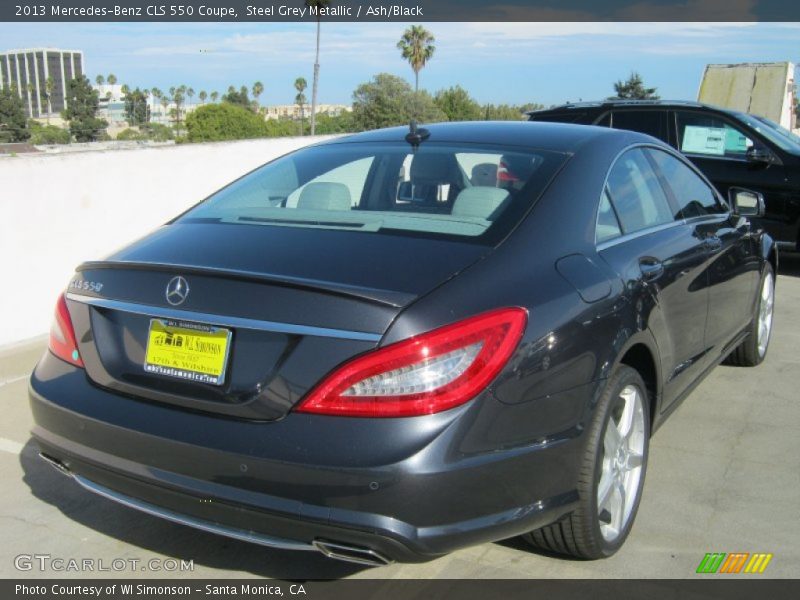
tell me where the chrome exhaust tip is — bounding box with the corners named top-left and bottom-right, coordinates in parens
top-left (312, 540), bottom-right (394, 567)
top-left (38, 452), bottom-right (72, 477)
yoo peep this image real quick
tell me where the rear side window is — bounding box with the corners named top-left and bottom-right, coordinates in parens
top-left (606, 148), bottom-right (673, 234)
top-left (676, 111), bottom-right (754, 158)
top-left (596, 189), bottom-right (623, 243)
top-left (611, 111), bottom-right (667, 142)
top-left (181, 142), bottom-right (567, 244)
top-left (646, 148), bottom-right (728, 218)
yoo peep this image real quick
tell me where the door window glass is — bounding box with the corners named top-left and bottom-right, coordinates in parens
top-left (611, 111), bottom-right (666, 141)
top-left (606, 148), bottom-right (673, 234)
top-left (646, 148), bottom-right (728, 218)
top-left (676, 111), bottom-right (754, 158)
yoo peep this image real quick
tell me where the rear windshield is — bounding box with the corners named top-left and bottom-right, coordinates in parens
top-left (180, 142), bottom-right (568, 244)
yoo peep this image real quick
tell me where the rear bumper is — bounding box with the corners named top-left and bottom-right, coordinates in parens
top-left (29, 351), bottom-right (586, 564)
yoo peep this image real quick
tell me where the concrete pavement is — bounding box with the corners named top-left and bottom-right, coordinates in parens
top-left (1, 256), bottom-right (798, 579)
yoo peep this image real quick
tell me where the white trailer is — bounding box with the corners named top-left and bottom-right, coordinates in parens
top-left (698, 62), bottom-right (796, 131)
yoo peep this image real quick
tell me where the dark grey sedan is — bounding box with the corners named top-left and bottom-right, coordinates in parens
top-left (30, 121), bottom-right (776, 565)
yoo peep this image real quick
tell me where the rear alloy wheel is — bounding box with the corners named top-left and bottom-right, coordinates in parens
top-left (523, 365), bottom-right (650, 559)
top-left (725, 262), bottom-right (775, 367)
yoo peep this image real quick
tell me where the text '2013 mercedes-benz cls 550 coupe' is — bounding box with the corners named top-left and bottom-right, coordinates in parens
top-left (30, 121), bottom-right (777, 566)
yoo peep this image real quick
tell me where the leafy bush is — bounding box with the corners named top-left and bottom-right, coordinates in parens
top-left (185, 103), bottom-right (268, 142)
top-left (115, 128), bottom-right (146, 141)
top-left (29, 122), bottom-right (71, 144)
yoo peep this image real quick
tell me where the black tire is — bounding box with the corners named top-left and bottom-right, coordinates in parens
top-left (725, 262), bottom-right (775, 367)
top-left (522, 365), bottom-right (650, 559)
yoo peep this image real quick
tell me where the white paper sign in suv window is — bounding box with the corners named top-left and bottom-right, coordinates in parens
top-left (682, 126), bottom-right (725, 156)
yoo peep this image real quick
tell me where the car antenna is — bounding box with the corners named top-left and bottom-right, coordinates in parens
top-left (405, 120), bottom-right (430, 152)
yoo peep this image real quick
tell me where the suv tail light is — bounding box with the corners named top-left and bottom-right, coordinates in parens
top-left (296, 308), bottom-right (527, 418)
top-left (49, 293), bottom-right (84, 368)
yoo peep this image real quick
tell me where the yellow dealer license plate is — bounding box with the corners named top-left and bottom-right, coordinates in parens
top-left (144, 319), bottom-right (232, 386)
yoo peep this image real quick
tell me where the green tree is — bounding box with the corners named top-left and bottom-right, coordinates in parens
top-left (397, 25), bottom-right (436, 93)
top-left (434, 86), bottom-right (482, 121)
top-left (611, 71), bottom-right (660, 100)
top-left (185, 102), bottom-right (269, 142)
top-left (210, 91), bottom-right (219, 103)
top-left (222, 86), bottom-right (252, 110)
top-left (107, 73), bottom-right (117, 87)
top-left (305, 0), bottom-right (331, 136)
top-left (351, 73), bottom-right (446, 132)
top-left (198, 90), bottom-right (208, 104)
top-left (124, 88), bottom-right (151, 126)
top-left (95, 75), bottom-right (104, 87)
top-left (252, 81), bottom-right (264, 110)
top-left (294, 77), bottom-right (308, 135)
top-left (482, 104), bottom-right (527, 121)
top-left (0, 87), bottom-right (30, 142)
top-left (187, 87), bottom-right (195, 107)
top-left (44, 76), bottom-right (55, 121)
top-left (63, 76), bottom-right (108, 142)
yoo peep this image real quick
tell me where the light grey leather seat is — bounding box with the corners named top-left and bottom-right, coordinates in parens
top-left (296, 182), bottom-right (352, 211)
top-left (471, 163), bottom-right (498, 187)
top-left (451, 187), bottom-right (510, 220)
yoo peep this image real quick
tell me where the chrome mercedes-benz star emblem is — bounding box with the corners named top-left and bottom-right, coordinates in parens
top-left (165, 276), bottom-right (190, 306)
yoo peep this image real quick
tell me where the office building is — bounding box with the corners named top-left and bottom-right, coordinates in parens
top-left (0, 48), bottom-right (84, 118)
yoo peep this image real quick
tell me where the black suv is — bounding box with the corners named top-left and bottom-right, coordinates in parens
top-left (529, 100), bottom-right (800, 250)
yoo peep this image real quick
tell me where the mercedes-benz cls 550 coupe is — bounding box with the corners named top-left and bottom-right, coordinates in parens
top-left (30, 121), bottom-right (777, 566)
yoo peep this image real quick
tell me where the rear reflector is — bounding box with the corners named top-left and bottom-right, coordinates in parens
top-left (48, 293), bottom-right (84, 368)
top-left (296, 307), bottom-right (527, 417)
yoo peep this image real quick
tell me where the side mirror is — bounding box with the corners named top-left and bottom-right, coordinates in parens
top-left (729, 187), bottom-right (765, 218)
top-left (745, 146), bottom-right (774, 164)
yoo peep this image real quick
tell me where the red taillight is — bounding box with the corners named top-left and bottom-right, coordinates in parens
top-left (48, 293), bottom-right (84, 368)
top-left (296, 307), bottom-right (527, 418)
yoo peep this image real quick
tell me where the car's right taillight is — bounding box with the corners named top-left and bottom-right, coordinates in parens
top-left (296, 307), bottom-right (527, 418)
top-left (48, 293), bottom-right (84, 368)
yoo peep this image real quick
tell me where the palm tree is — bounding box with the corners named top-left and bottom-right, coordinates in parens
top-left (187, 87), bottom-right (195, 107)
top-left (252, 81), bottom-right (264, 110)
top-left (397, 25), bottom-right (436, 93)
top-left (199, 90), bottom-right (207, 104)
top-left (305, 0), bottom-right (331, 136)
top-left (44, 76), bottom-right (55, 122)
top-left (151, 87), bottom-right (162, 121)
top-left (107, 73), bottom-right (117, 87)
top-left (161, 96), bottom-right (169, 125)
top-left (294, 77), bottom-right (308, 135)
top-left (96, 74), bottom-right (105, 87)
top-left (121, 84), bottom-right (130, 97)
top-left (210, 91), bottom-right (219, 103)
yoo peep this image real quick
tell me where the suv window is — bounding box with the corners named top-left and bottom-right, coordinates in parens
top-left (611, 111), bottom-right (667, 142)
top-left (676, 111), bottom-right (754, 158)
top-left (646, 148), bottom-right (728, 219)
top-left (606, 148), bottom-right (674, 234)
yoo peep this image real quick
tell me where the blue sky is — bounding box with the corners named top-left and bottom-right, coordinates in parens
top-left (1, 22), bottom-right (798, 106)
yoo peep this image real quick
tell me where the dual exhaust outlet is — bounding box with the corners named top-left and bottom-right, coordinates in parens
top-left (38, 453), bottom-right (393, 568)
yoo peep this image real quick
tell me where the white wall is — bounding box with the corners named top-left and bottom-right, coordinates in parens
top-left (0, 136), bottom-right (336, 346)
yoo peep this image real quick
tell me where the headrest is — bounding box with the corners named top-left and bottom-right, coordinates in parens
top-left (410, 154), bottom-right (457, 184)
top-left (452, 187), bottom-right (510, 220)
top-left (471, 163), bottom-right (498, 186)
top-left (297, 182), bottom-right (351, 211)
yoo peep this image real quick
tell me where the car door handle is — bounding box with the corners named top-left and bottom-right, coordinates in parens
top-left (639, 258), bottom-right (664, 282)
top-left (704, 236), bottom-right (723, 252)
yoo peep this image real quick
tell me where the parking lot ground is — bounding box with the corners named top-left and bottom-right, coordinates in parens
top-left (1, 256), bottom-right (799, 579)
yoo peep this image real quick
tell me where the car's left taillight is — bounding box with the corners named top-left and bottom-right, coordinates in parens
top-left (296, 307), bottom-right (527, 418)
top-left (48, 293), bottom-right (84, 367)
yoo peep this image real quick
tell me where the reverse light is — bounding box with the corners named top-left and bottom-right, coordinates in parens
top-left (296, 307), bottom-right (527, 418)
top-left (48, 293), bottom-right (84, 367)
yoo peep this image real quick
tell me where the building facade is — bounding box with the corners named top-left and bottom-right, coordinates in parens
top-left (263, 103), bottom-right (352, 120)
top-left (0, 48), bottom-right (84, 118)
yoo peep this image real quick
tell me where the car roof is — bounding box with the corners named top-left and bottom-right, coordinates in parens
top-left (320, 120), bottom-right (640, 154)
top-left (527, 99), bottom-right (736, 116)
